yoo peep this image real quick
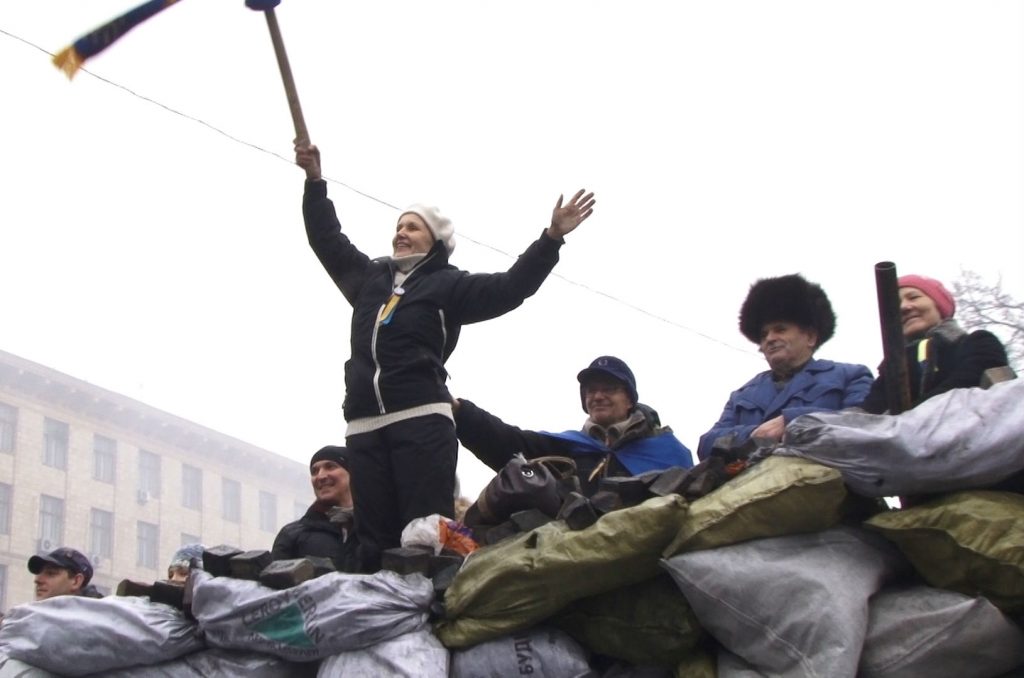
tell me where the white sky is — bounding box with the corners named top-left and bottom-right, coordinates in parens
top-left (1, 1), bottom-right (1022, 498)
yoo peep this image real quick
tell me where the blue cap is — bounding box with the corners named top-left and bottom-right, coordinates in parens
top-left (28, 547), bottom-right (93, 586)
top-left (577, 356), bottom-right (638, 413)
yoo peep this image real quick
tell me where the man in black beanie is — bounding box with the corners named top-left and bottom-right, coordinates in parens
top-left (271, 445), bottom-right (359, 572)
top-left (696, 274), bottom-right (873, 460)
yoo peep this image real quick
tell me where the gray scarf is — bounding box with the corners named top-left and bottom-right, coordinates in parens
top-left (925, 318), bottom-right (966, 344)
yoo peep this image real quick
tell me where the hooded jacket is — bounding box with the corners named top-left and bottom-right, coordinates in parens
top-left (303, 180), bottom-right (563, 421)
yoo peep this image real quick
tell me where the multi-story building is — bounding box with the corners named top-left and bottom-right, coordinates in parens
top-left (0, 348), bottom-right (310, 609)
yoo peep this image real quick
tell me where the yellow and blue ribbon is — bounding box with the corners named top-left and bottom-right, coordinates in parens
top-left (53, 0), bottom-right (184, 79)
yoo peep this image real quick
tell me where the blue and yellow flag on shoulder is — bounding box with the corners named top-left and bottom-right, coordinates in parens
top-left (53, 0), bottom-right (184, 79)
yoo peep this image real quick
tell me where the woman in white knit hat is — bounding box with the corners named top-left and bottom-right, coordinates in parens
top-left (296, 142), bottom-right (594, 571)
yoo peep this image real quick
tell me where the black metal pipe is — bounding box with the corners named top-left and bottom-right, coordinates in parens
top-left (875, 262), bottom-right (912, 414)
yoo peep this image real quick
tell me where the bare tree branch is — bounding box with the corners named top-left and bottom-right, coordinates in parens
top-left (952, 268), bottom-right (1024, 370)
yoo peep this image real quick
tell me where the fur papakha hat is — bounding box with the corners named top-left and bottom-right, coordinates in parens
top-left (400, 204), bottom-right (456, 256)
top-left (738, 274), bottom-right (836, 345)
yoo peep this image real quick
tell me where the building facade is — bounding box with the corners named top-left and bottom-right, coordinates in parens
top-left (0, 349), bottom-right (311, 609)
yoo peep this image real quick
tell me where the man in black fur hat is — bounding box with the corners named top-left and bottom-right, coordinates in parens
top-left (696, 274), bottom-right (873, 460)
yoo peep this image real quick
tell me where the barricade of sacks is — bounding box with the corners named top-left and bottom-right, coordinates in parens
top-left (1, 380), bottom-right (1023, 677)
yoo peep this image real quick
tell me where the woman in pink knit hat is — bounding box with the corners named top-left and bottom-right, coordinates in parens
top-left (860, 274), bottom-right (1008, 413)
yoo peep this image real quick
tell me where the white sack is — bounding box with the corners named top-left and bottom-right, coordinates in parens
top-left (0, 596), bottom-right (202, 677)
top-left (450, 627), bottom-right (591, 678)
top-left (860, 585), bottom-right (1024, 678)
top-left (191, 569), bottom-right (432, 662)
top-left (317, 629), bottom-right (448, 678)
top-left (662, 526), bottom-right (907, 678)
top-left (779, 380), bottom-right (1024, 496)
top-left (0, 655), bottom-right (60, 678)
top-left (98, 648), bottom-right (317, 678)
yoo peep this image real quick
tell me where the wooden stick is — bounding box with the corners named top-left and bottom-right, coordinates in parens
top-left (263, 7), bottom-right (309, 145)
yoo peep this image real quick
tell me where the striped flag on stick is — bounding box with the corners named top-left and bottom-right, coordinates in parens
top-left (53, 0), bottom-right (184, 79)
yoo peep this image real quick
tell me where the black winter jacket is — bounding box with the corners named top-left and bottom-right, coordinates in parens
top-left (861, 324), bottom-right (1008, 414)
top-left (270, 504), bottom-right (360, 573)
top-left (303, 180), bottom-right (563, 420)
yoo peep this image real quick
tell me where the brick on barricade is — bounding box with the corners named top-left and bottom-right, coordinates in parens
top-left (557, 492), bottom-right (598, 531)
top-left (203, 545), bottom-right (243, 577)
top-left (589, 490), bottom-right (623, 516)
top-left (116, 579), bottom-right (150, 598)
top-left (481, 521), bottom-right (519, 546)
top-left (151, 580), bottom-right (185, 609)
top-left (981, 366), bottom-right (1017, 389)
top-left (648, 466), bottom-right (691, 497)
top-left (510, 508), bottom-right (553, 532)
top-left (306, 555), bottom-right (337, 576)
top-left (259, 558), bottom-right (316, 590)
top-left (229, 550), bottom-right (273, 581)
top-left (381, 547), bottom-right (432, 575)
top-left (428, 553), bottom-right (463, 578)
top-left (115, 579), bottom-right (184, 609)
top-left (597, 476), bottom-right (650, 506)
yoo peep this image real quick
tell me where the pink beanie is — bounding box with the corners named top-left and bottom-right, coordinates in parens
top-left (898, 274), bottom-right (955, 319)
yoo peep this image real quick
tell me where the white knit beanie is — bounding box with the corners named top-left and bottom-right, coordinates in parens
top-left (400, 204), bottom-right (456, 256)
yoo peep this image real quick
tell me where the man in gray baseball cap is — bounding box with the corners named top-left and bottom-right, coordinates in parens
top-left (28, 547), bottom-right (98, 600)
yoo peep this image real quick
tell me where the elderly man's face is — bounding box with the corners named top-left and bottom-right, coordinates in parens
top-left (583, 376), bottom-right (633, 427)
top-left (759, 322), bottom-right (817, 376)
top-left (34, 566), bottom-right (83, 600)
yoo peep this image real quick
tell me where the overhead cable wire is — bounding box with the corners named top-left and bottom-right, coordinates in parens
top-left (4, 26), bottom-right (754, 357)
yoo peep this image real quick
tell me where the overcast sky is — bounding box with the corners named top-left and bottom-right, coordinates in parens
top-left (1, 1), bottom-right (1021, 498)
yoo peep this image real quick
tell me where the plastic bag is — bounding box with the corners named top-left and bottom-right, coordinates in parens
top-left (401, 514), bottom-right (478, 556)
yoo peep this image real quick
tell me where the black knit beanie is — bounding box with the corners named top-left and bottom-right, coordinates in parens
top-left (309, 445), bottom-right (348, 473)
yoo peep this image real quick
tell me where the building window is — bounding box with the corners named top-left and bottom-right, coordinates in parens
top-left (222, 478), bottom-right (241, 523)
top-left (137, 521), bottom-right (159, 569)
top-left (89, 508), bottom-right (114, 561)
top-left (0, 483), bottom-right (11, 535)
top-left (138, 450), bottom-right (161, 500)
top-left (181, 532), bottom-right (201, 548)
top-left (0, 564), bottom-right (6, 611)
top-left (93, 435), bottom-right (117, 484)
top-left (43, 418), bottom-right (69, 470)
top-left (181, 464), bottom-right (203, 510)
top-left (259, 491), bottom-right (277, 533)
top-left (293, 500), bottom-right (306, 521)
top-left (0, 402), bottom-right (16, 453)
top-left (38, 494), bottom-right (65, 550)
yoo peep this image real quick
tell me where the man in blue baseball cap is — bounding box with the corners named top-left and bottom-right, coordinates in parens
top-left (455, 355), bottom-right (694, 496)
top-left (28, 547), bottom-right (99, 600)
